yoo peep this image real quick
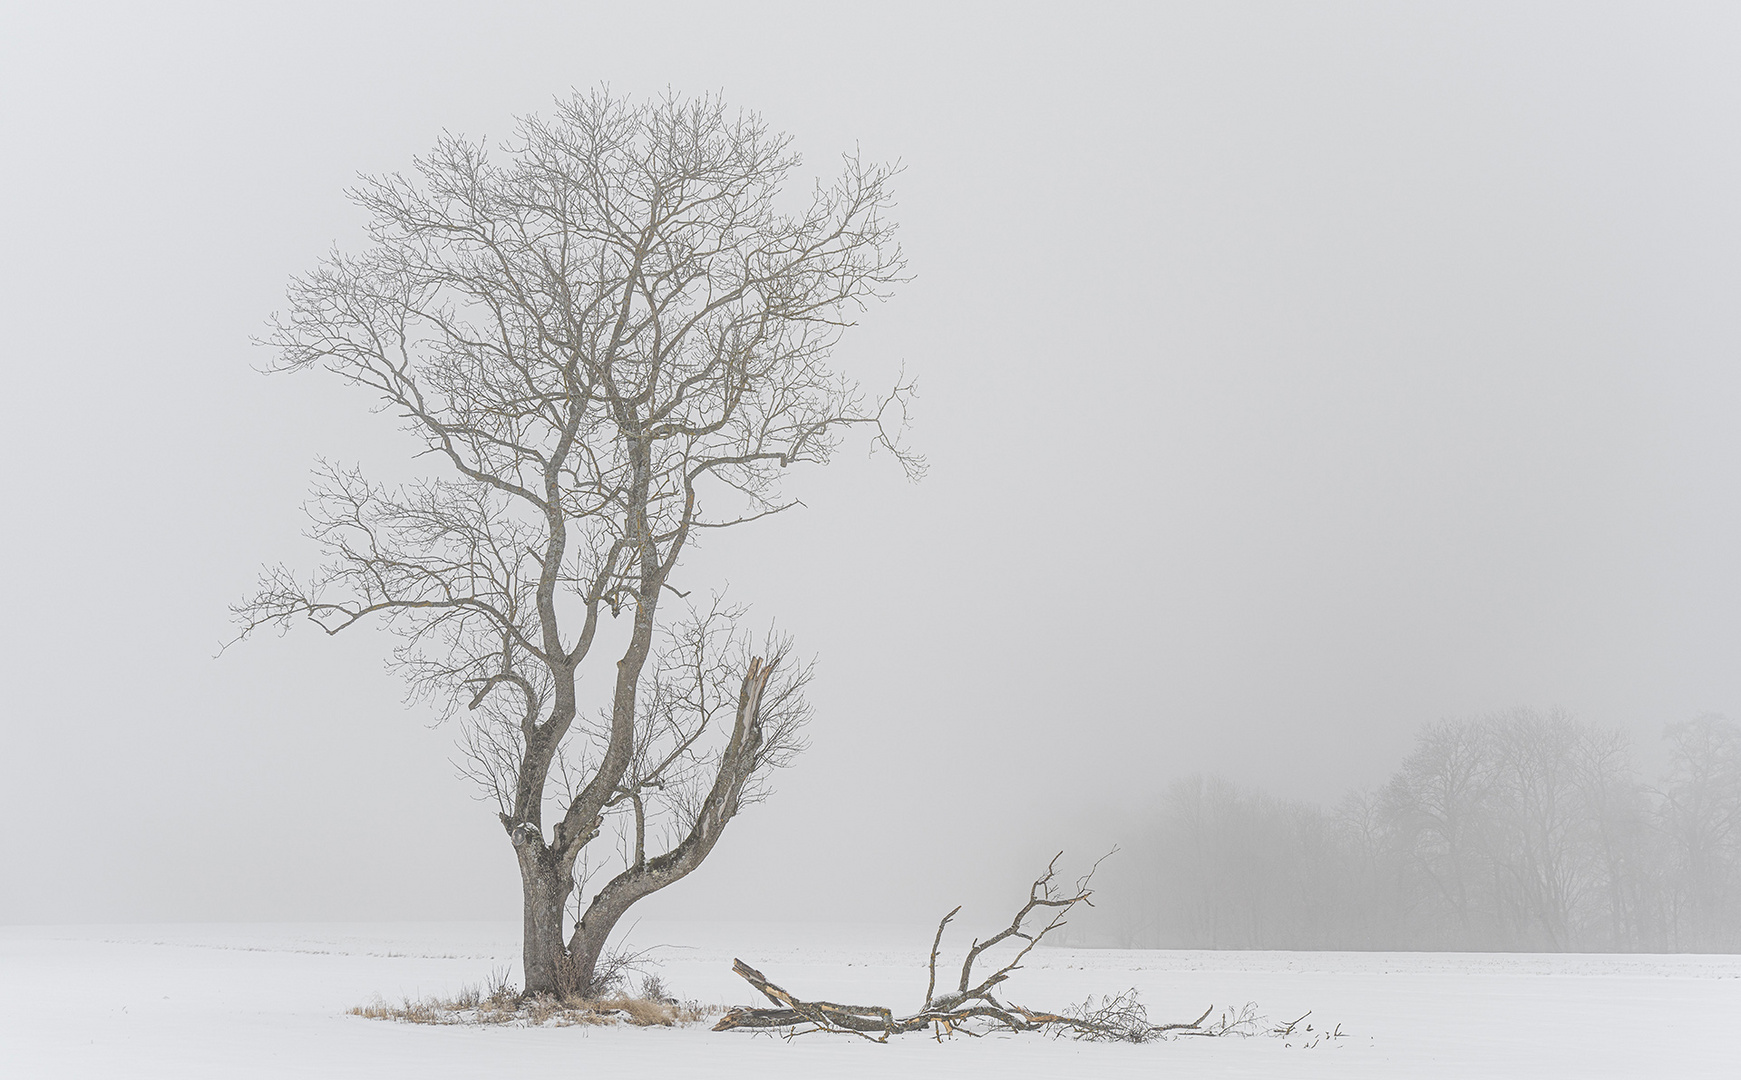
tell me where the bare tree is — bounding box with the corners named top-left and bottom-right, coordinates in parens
top-left (1657, 714), bottom-right (1741, 948)
top-left (233, 89), bottom-right (916, 994)
top-left (1383, 719), bottom-right (1497, 947)
top-left (1566, 721), bottom-right (1654, 950)
top-left (1484, 708), bottom-right (1614, 950)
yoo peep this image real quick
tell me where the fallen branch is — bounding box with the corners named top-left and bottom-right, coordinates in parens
top-left (714, 852), bottom-right (1225, 1042)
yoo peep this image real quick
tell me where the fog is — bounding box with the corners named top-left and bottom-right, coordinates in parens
top-left (3, 3), bottom-right (1740, 935)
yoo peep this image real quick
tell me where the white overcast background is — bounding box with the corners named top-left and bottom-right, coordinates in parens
top-left (3, 1), bottom-right (1739, 927)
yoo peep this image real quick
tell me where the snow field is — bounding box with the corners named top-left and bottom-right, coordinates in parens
top-left (2, 921), bottom-right (1737, 1078)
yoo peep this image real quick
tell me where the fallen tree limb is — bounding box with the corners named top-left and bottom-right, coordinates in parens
top-left (714, 852), bottom-right (1228, 1042)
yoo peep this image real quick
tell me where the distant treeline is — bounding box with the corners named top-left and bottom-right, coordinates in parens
top-left (1092, 710), bottom-right (1741, 952)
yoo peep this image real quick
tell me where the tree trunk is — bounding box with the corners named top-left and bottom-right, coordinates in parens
top-left (514, 833), bottom-right (573, 996)
top-left (566, 891), bottom-right (633, 996)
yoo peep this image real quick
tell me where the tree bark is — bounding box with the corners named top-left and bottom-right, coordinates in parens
top-left (565, 890), bottom-right (632, 995)
top-left (513, 828), bottom-right (575, 996)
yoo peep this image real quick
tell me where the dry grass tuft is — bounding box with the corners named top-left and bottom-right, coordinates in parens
top-left (347, 999), bottom-right (397, 1021)
top-left (591, 995), bottom-right (678, 1026)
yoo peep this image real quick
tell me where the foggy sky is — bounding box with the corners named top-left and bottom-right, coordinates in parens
top-left (4, 2), bottom-right (1740, 928)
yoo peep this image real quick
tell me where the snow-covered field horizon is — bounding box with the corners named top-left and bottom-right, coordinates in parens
top-left (3, 920), bottom-right (1736, 1078)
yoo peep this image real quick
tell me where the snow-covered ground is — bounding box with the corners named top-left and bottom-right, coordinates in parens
top-left (3, 920), bottom-right (1736, 1078)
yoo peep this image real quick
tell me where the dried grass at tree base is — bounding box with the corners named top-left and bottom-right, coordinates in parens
top-left (348, 961), bottom-right (716, 1028)
top-left (349, 993), bottom-right (717, 1028)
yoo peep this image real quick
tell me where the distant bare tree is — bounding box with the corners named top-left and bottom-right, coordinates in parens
top-left (1331, 788), bottom-right (1406, 947)
top-left (1384, 720), bottom-right (1497, 946)
top-left (234, 89), bottom-right (916, 994)
top-left (1384, 710), bottom-right (1641, 950)
top-left (1657, 714), bottom-right (1741, 948)
top-left (1483, 708), bottom-right (1616, 950)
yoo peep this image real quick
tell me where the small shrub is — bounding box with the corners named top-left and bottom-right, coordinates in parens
top-left (558, 944), bottom-right (663, 999)
top-left (638, 973), bottom-right (672, 1003)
